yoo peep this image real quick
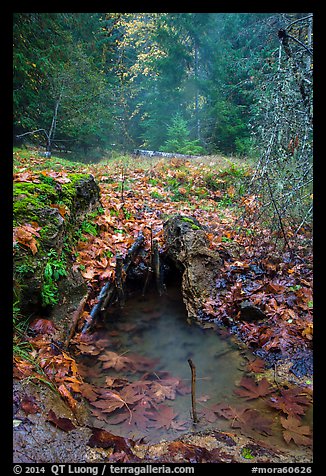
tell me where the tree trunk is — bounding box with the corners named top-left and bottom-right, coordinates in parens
top-left (47, 95), bottom-right (62, 156)
top-left (194, 41), bottom-right (201, 141)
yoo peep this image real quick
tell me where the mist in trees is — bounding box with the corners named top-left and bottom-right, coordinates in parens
top-left (13, 12), bottom-right (313, 233)
top-left (12, 13), bottom-right (278, 155)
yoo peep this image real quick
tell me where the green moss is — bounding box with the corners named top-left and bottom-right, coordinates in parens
top-left (13, 169), bottom-right (98, 316)
top-left (14, 182), bottom-right (57, 202)
top-left (60, 173), bottom-right (90, 208)
top-left (13, 181), bottom-right (58, 225)
top-left (38, 219), bottom-right (63, 248)
top-left (181, 217), bottom-right (195, 224)
top-left (14, 173), bottom-right (92, 224)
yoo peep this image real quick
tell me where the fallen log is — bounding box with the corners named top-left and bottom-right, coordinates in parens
top-left (81, 282), bottom-right (110, 334)
top-left (123, 231), bottom-right (145, 272)
top-left (65, 293), bottom-right (89, 347)
top-left (82, 231), bottom-right (145, 333)
top-left (153, 239), bottom-right (164, 296)
top-left (115, 254), bottom-right (125, 306)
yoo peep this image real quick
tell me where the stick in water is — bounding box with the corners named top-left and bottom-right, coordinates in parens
top-left (188, 358), bottom-right (199, 423)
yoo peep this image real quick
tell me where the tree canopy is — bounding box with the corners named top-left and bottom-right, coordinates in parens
top-left (13, 13), bottom-right (312, 168)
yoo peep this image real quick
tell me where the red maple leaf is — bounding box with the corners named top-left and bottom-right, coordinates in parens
top-left (109, 401), bottom-right (152, 433)
top-left (234, 377), bottom-right (274, 400)
top-left (280, 416), bottom-right (312, 446)
top-left (91, 389), bottom-right (133, 414)
top-left (247, 357), bottom-right (265, 373)
top-left (232, 408), bottom-right (273, 436)
top-left (198, 407), bottom-right (217, 423)
top-left (98, 351), bottom-right (133, 372)
top-left (269, 387), bottom-right (311, 417)
top-left (147, 405), bottom-right (187, 431)
top-left (80, 383), bottom-right (100, 402)
top-left (213, 402), bottom-right (272, 436)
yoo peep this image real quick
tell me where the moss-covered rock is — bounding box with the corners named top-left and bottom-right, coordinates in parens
top-left (13, 173), bottom-right (100, 317)
top-left (163, 215), bottom-right (222, 319)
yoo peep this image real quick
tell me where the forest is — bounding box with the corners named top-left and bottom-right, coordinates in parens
top-left (13, 12), bottom-right (313, 467)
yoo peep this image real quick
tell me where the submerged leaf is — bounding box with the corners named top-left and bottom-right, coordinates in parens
top-left (234, 377), bottom-right (274, 400)
top-left (280, 415), bottom-right (312, 446)
top-left (269, 387), bottom-right (311, 417)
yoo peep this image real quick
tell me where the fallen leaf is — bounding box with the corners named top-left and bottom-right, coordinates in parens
top-left (234, 377), bottom-right (274, 400)
top-left (88, 427), bottom-right (134, 455)
top-left (280, 415), bottom-right (312, 446)
top-left (13, 225), bottom-right (40, 255)
top-left (234, 408), bottom-right (273, 436)
top-left (46, 409), bottom-right (76, 432)
top-left (167, 441), bottom-right (211, 463)
top-left (98, 351), bottom-right (133, 372)
top-left (20, 395), bottom-right (40, 415)
top-left (147, 405), bottom-right (186, 431)
top-left (29, 318), bottom-right (57, 335)
top-left (50, 203), bottom-right (70, 218)
top-left (247, 358), bottom-right (265, 373)
top-left (269, 387), bottom-right (311, 417)
top-left (150, 380), bottom-right (178, 403)
top-left (58, 384), bottom-right (78, 410)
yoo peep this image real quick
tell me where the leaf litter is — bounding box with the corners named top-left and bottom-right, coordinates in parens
top-left (13, 151), bottom-right (313, 461)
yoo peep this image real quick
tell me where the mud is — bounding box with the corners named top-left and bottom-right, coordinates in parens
top-left (13, 380), bottom-right (93, 463)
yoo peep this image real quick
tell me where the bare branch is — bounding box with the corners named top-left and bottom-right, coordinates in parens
top-left (16, 128), bottom-right (49, 139)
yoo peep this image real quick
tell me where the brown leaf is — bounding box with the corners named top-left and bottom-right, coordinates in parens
top-left (247, 358), bottom-right (265, 373)
top-left (235, 409), bottom-right (273, 436)
top-left (29, 318), bottom-right (57, 335)
top-left (20, 395), bottom-right (40, 415)
top-left (198, 402), bottom-right (223, 423)
top-left (99, 351), bottom-right (133, 372)
top-left (280, 415), bottom-right (312, 446)
top-left (80, 383), bottom-right (100, 402)
top-left (88, 427), bottom-right (134, 455)
top-left (13, 171), bottom-right (35, 182)
top-left (150, 380), bottom-right (177, 403)
top-left (50, 203), bottom-right (70, 218)
top-left (269, 388), bottom-right (311, 417)
top-left (167, 441), bottom-right (211, 463)
top-left (116, 401), bottom-right (153, 433)
top-left (46, 409), bottom-right (76, 432)
top-left (13, 225), bottom-right (40, 255)
top-left (234, 377), bottom-right (274, 400)
top-left (58, 384), bottom-right (78, 410)
top-left (147, 405), bottom-right (187, 431)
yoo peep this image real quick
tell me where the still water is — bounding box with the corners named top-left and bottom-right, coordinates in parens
top-left (79, 286), bottom-right (312, 457)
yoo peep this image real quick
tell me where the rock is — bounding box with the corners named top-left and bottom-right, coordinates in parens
top-left (163, 215), bottom-right (222, 319)
top-left (239, 300), bottom-right (267, 322)
top-left (13, 173), bottom-right (100, 319)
